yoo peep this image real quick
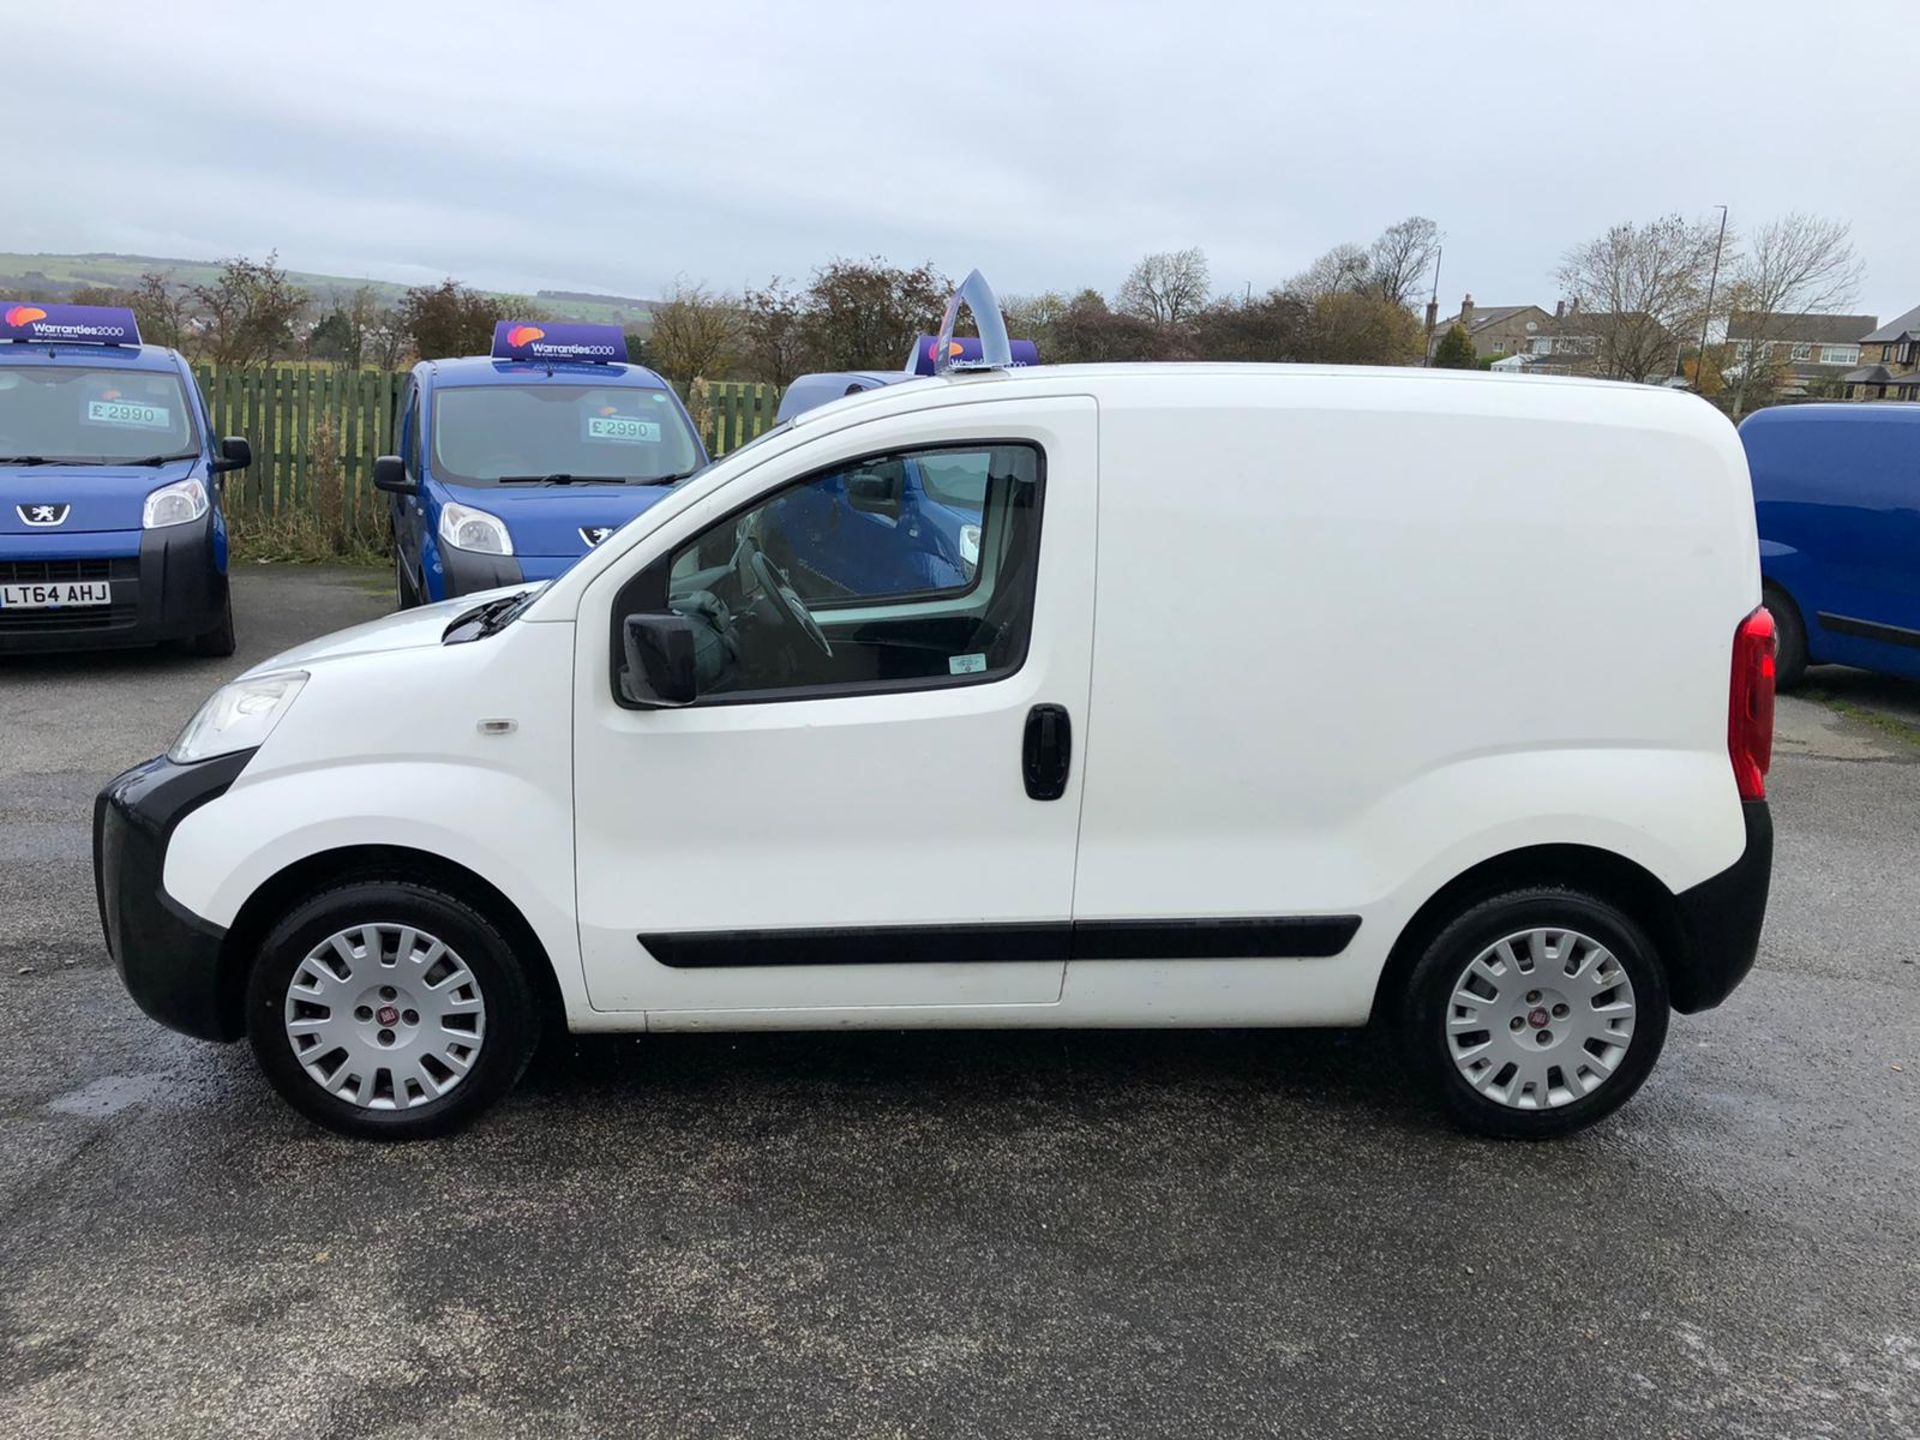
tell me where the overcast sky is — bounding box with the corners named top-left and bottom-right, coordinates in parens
top-left (9, 1), bottom-right (1917, 321)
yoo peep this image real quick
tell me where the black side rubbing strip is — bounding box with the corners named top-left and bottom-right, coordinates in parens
top-left (640, 916), bottom-right (1361, 968)
top-left (1816, 611), bottom-right (1920, 651)
top-left (1071, 916), bottom-right (1360, 961)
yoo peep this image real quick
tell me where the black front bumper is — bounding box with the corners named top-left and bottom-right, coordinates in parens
top-left (0, 515), bottom-right (228, 653)
top-left (440, 543), bottom-right (524, 600)
top-left (1669, 799), bottom-right (1773, 1014)
top-left (93, 748), bottom-right (255, 1042)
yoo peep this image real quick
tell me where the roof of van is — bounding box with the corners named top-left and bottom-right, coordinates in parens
top-left (1738, 402), bottom-right (1920, 431)
top-left (0, 341), bottom-right (186, 373)
top-left (419, 355), bottom-right (673, 389)
top-left (786, 361), bottom-right (1729, 432)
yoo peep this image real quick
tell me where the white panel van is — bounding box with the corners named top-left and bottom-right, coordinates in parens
top-left (96, 361), bottom-right (1775, 1141)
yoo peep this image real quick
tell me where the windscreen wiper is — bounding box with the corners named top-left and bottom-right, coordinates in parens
top-left (0, 456), bottom-right (54, 465)
top-left (635, 468), bottom-right (702, 486)
top-left (497, 473), bottom-right (628, 486)
top-left (442, 589), bottom-right (535, 643)
top-left (126, 452), bottom-right (200, 466)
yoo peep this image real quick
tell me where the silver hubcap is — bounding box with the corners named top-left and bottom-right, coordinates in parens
top-left (283, 923), bottom-right (486, 1110)
top-left (1445, 927), bottom-right (1636, 1111)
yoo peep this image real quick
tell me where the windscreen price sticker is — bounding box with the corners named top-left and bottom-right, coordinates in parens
top-left (585, 414), bottom-right (661, 444)
top-left (86, 399), bottom-right (171, 430)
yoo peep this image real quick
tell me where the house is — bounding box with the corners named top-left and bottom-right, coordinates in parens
top-left (1841, 303), bottom-right (1920, 401)
top-left (1527, 305), bottom-right (1676, 382)
top-left (1725, 312), bottom-right (1874, 397)
top-left (1429, 296), bottom-right (1555, 362)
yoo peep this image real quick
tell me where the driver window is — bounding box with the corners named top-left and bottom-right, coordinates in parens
top-left (654, 442), bottom-right (1043, 703)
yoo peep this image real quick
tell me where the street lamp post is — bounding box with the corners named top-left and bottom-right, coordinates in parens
top-left (1696, 205), bottom-right (1729, 391)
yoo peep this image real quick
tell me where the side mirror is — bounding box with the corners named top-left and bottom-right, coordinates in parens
top-left (621, 613), bottom-right (702, 707)
top-left (211, 436), bottom-right (252, 474)
top-left (846, 469), bottom-right (898, 516)
top-left (372, 454), bottom-right (416, 496)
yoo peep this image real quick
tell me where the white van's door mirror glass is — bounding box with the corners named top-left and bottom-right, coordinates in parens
top-left (619, 613), bottom-right (704, 707)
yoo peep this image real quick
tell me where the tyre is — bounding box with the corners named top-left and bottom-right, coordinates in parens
top-left (245, 880), bottom-right (538, 1140)
top-left (186, 584), bottom-right (236, 658)
top-left (1398, 887), bottom-right (1669, 1140)
top-left (1763, 585), bottom-right (1809, 690)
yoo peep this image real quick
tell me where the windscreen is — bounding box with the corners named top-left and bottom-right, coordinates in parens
top-left (432, 383), bottom-right (701, 485)
top-left (0, 366), bottom-right (198, 463)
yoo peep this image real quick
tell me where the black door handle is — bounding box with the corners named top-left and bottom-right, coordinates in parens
top-left (1023, 704), bottom-right (1071, 801)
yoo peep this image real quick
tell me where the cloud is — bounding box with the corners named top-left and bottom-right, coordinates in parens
top-left (8, 0), bottom-right (1917, 319)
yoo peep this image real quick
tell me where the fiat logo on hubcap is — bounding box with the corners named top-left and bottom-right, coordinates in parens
top-left (1527, 1006), bottom-right (1550, 1029)
top-left (376, 1005), bottom-right (400, 1027)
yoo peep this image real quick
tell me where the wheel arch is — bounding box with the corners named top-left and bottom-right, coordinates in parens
top-left (1368, 843), bottom-right (1689, 1026)
top-left (215, 844), bottom-right (569, 1047)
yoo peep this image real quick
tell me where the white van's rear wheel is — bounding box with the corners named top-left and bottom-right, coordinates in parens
top-left (246, 880), bottom-right (536, 1139)
top-left (1400, 888), bottom-right (1668, 1139)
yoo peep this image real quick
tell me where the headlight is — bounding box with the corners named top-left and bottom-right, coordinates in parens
top-left (169, 671), bottom-right (307, 763)
top-left (439, 501), bottom-right (514, 555)
top-left (959, 524), bottom-right (981, 570)
top-left (143, 477), bottom-right (209, 529)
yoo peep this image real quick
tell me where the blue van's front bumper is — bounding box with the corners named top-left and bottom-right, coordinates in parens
top-left (0, 515), bottom-right (227, 653)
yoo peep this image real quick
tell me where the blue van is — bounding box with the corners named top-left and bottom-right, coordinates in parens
top-left (0, 304), bottom-right (248, 655)
top-left (1740, 402), bottom-right (1920, 686)
top-left (377, 322), bottom-right (707, 605)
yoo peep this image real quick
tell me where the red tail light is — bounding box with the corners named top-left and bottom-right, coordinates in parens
top-left (1729, 607), bottom-right (1776, 801)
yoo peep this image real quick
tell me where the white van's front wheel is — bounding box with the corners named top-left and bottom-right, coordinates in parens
top-left (246, 881), bottom-right (537, 1139)
top-left (1400, 888), bottom-right (1669, 1139)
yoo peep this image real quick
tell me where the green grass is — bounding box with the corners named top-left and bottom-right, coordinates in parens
top-left (1799, 688), bottom-right (1920, 749)
top-left (227, 508), bottom-right (387, 568)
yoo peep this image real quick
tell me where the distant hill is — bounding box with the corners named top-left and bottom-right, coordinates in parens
top-left (0, 252), bottom-right (659, 329)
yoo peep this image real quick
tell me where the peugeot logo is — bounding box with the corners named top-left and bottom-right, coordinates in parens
top-left (580, 526), bottom-right (615, 548)
top-left (19, 503), bottom-right (70, 527)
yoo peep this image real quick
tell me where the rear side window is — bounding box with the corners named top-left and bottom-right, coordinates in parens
top-left (643, 442), bottom-right (1044, 705)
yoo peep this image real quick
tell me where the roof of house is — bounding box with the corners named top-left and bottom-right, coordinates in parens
top-left (1841, 364), bottom-right (1894, 384)
top-left (1861, 303), bottom-right (1920, 344)
top-left (1727, 312), bottom-right (1877, 343)
top-left (1439, 305), bottom-right (1544, 333)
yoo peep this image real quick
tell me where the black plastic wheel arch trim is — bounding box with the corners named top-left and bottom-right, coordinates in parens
top-left (638, 915), bottom-right (1362, 968)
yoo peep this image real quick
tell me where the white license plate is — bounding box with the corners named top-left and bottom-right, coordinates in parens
top-left (0, 581), bottom-right (112, 609)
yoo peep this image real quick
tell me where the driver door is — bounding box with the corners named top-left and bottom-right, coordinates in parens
top-left (571, 396), bottom-right (1097, 1018)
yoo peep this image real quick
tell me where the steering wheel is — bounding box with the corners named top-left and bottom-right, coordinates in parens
top-left (749, 548), bottom-right (833, 658)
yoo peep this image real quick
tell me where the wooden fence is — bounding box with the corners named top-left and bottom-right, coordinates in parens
top-left (190, 364), bottom-right (784, 517)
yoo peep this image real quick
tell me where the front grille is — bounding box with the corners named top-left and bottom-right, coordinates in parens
top-left (0, 556), bottom-right (140, 633)
top-left (0, 557), bottom-right (123, 584)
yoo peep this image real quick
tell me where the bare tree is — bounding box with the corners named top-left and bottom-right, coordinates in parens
top-left (1117, 249), bottom-right (1211, 329)
top-left (1000, 290), bottom-right (1072, 357)
top-left (1723, 213), bottom-right (1863, 416)
top-left (1289, 242), bottom-right (1371, 301)
top-left (648, 277), bottom-right (741, 386)
top-left (1366, 216), bottom-right (1442, 308)
top-left (1555, 215), bottom-right (1724, 382)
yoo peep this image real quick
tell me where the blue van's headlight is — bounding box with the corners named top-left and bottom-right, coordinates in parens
top-left (439, 501), bottom-right (514, 556)
top-left (144, 477), bottom-right (209, 529)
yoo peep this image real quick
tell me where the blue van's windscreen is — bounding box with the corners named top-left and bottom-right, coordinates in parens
top-left (431, 385), bottom-right (701, 485)
top-left (0, 367), bottom-right (197, 463)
